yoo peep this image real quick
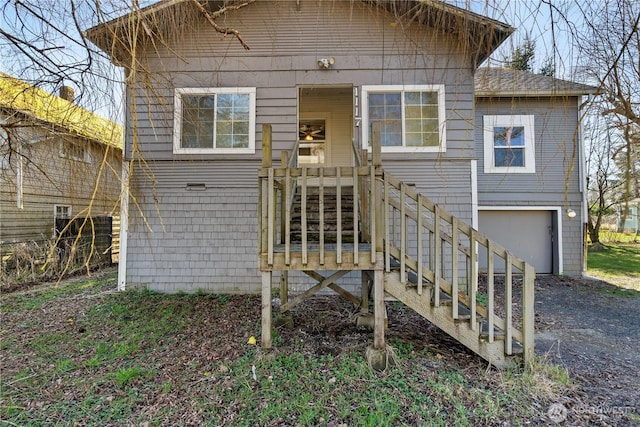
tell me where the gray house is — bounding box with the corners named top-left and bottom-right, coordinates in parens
top-left (87, 0), bottom-right (594, 367)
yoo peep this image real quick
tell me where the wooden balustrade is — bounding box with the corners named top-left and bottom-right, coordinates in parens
top-left (257, 165), bottom-right (382, 271)
top-left (258, 123), bottom-right (534, 365)
top-left (379, 171), bottom-right (535, 363)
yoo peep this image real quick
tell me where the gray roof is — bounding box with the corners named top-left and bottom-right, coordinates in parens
top-left (475, 68), bottom-right (598, 97)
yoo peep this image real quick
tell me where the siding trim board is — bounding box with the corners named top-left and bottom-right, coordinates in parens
top-left (477, 206), bottom-right (564, 275)
top-left (118, 160), bottom-right (130, 291)
top-left (470, 159), bottom-right (478, 228)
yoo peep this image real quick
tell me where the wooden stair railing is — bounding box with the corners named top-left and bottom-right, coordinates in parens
top-left (258, 124), bottom-right (533, 366)
top-left (259, 165), bottom-right (379, 271)
top-left (379, 171), bottom-right (535, 366)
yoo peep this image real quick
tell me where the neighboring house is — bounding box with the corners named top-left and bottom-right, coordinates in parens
top-left (87, 0), bottom-right (595, 366)
top-left (617, 199), bottom-right (640, 233)
top-left (0, 73), bottom-right (123, 267)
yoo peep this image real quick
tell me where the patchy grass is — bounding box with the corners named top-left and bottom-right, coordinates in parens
top-left (0, 270), bottom-right (592, 425)
top-left (598, 230), bottom-right (639, 244)
top-left (588, 242), bottom-right (640, 291)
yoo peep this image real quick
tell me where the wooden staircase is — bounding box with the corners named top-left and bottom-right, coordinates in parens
top-left (384, 265), bottom-right (524, 368)
top-left (378, 172), bottom-right (534, 368)
top-left (290, 186), bottom-right (355, 243)
top-left (258, 127), bottom-right (535, 368)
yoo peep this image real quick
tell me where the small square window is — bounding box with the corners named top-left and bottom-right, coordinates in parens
top-left (483, 115), bottom-right (535, 173)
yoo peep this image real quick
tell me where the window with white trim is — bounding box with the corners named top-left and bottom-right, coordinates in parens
top-left (483, 115), bottom-right (535, 173)
top-left (54, 205), bottom-right (71, 219)
top-left (361, 85), bottom-right (446, 152)
top-left (173, 87), bottom-right (256, 154)
top-left (53, 205), bottom-right (71, 237)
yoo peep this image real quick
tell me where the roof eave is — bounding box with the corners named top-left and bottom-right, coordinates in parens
top-left (476, 89), bottom-right (598, 98)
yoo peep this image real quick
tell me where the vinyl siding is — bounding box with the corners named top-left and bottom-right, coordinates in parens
top-left (126, 0), bottom-right (477, 163)
top-left (475, 96), bottom-right (585, 275)
top-left (475, 97), bottom-right (582, 202)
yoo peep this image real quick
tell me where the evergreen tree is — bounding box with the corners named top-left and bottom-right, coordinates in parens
top-left (506, 37), bottom-right (536, 72)
top-left (539, 57), bottom-right (555, 77)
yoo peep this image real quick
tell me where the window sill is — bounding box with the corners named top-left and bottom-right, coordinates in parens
top-left (484, 166), bottom-right (536, 174)
top-left (173, 148), bottom-right (256, 155)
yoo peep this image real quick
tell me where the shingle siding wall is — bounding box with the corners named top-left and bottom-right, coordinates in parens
top-left (126, 185), bottom-right (260, 293)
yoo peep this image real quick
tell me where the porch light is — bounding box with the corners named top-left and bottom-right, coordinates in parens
top-left (305, 134), bottom-right (314, 141)
top-left (317, 57), bottom-right (335, 69)
top-left (566, 208), bottom-right (577, 218)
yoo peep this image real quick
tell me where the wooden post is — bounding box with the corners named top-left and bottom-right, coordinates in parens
top-left (371, 122), bottom-right (382, 168)
top-left (280, 152), bottom-right (288, 244)
top-left (336, 167), bottom-right (342, 265)
top-left (522, 263), bottom-right (536, 364)
top-left (280, 271), bottom-right (289, 311)
top-left (319, 169), bottom-right (325, 266)
top-left (361, 271), bottom-right (370, 313)
top-left (262, 124), bottom-right (272, 168)
top-left (487, 241), bottom-right (494, 342)
top-left (267, 169), bottom-right (274, 266)
top-left (504, 254), bottom-right (513, 355)
top-left (451, 217), bottom-right (458, 318)
top-left (285, 168), bottom-right (291, 265)
top-left (417, 195), bottom-right (423, 295)
top-left (470, 230), bottom-right (477, 331)
top-left (353, 167), bottom-right (359, 265)
top-left (433, 206), bottom-right (441, 307)
top-left (261, 271), bottom-right (272, 349)
top-left (360, 150), bottom-right (370, 241)
top-left (373, 269), bottom-right (385, 349)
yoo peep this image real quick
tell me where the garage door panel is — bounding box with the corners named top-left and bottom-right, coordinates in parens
top-left (478, 210), bottom-right (553, 274)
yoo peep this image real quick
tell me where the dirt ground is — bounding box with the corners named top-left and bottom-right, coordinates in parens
top-left (2, 269), bottom-right (639, 425)
top-left (533, 275), bottom-right (640, 422)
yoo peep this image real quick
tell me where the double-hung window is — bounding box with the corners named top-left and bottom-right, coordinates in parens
top-left (173, 87), bottom-right (256, 154)
top-left (483, 115), bottom-right (535, 173)
top-left (362, 85), bottom-right (446, 152)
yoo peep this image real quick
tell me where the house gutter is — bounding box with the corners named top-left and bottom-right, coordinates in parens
top-left (578, 95), bottom-right (591, 274)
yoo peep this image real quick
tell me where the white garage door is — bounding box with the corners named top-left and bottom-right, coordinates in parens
top-left (478, 210), bottom-right (554, 274)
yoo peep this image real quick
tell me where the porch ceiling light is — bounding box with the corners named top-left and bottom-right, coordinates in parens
top-left (566, 208), bottom-right (577, 218)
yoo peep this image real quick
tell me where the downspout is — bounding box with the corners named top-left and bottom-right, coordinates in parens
top-left (578, 95), bottom-right (591, 274)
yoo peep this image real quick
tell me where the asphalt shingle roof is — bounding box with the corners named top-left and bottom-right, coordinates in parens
top-left (475, 68), bottom-right (598, 97)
